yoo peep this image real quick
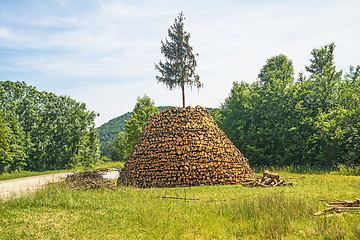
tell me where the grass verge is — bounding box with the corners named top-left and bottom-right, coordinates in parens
top-left (0, 171), bottom-right (359, 239)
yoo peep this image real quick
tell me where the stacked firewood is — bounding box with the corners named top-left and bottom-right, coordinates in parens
top-left (117, 106), bottom-right (254, 187)
top-left (241, 170), bottom-right (294, 187)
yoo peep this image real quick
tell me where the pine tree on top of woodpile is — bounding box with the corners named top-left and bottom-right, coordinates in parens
top-left (117, 106), bottom-right (254, 188)
top-left (155, 12), bottom-right (202, 108)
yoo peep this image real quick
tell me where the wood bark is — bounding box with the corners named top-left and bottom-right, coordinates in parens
top-left (182, 82), bottom-right (185, 108)
top-left (241, 171), bottom-right (296, 187)
top-left (314, 198), bottom-right (360, 216)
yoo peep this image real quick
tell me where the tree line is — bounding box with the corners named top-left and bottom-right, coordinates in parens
top-left (0, 81), bottom-right (100, 173)
top-left (213, 43), bottom-right (360, 168)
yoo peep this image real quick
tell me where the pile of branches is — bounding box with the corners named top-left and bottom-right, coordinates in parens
top-left (241, 170), bottom-right (296, 187)
top-left (314, 198), bottom-right (360, 216)
top-left (65, 170), bottom-right (115, 190)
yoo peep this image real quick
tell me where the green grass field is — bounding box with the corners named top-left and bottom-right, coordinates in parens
top-left (1, 170), bottom-right (359, 239)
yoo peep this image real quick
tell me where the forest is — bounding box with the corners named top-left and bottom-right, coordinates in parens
top-left (0, 81), bottom-right (100, 173)
top-left (213, 43), bottom-right (360, 169)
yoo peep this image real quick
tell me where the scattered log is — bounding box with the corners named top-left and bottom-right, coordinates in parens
top-left (161, 195), bottom-right (251, 203)
top-left (314, 198), bottom-right (360, 216)
top-left (274, 180), bottom-right (285, 187)
top-left (161, 196), bottom-right (200, 201)
top-left (205, 197), bottom-right (241, 203)
top-left (262, 178), bottom-right (273, 185)
top-left (281, 177), bottom-right (305, 180)
top-left (270, 173), bottom-right (280, 182)
top-left (313, 207), bottom-right (334, 216)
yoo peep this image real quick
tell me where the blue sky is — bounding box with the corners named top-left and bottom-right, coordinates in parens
top-left (1, 0), bottom-right (359, 126)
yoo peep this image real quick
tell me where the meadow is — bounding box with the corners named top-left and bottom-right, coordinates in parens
top-left (1, 169), bottom-right (359, 239)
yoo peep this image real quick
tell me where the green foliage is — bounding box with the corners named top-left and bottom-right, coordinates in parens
top-left (345, 65), bottom-right (360, 82)
top-left (217, 43), bottom-right (360, 168)
top-left (305, 42), bottom-right (339, 77)
top-left (97, 111), bottom-right (132, 153)
top-left (124, 95), bottom-right (158, 150)
top-left (155, 11), bottom-right (202, 108)
top-left (0, 114), bottom-right (10, 173)
top-left (72, 127), bottom-right (101, 169)
top-left (111, 95), bottom-right (158, 162)
top-left (335, 164), bottom-right (360, 176)
top-left (0, 114), bottom-right (8, 150)
top-left (258, 54), bottom-right (294, 88)
top-left (111, 132), bottom-right (129, 162)
top-left (0, 101), bottom-right (27, 173)
top-left (100, 155), bottom-right (111, 163)
top-left (0, 81), bottom-right (100, 173)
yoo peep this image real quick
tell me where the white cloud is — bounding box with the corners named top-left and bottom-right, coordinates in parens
top-left (0, 27), bottom-right (16, 40)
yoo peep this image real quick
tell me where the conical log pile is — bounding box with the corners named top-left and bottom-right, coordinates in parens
top-left (117, 106), bottom-right (254, 187)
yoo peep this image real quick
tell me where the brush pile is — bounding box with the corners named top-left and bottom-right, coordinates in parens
top-left (65, 170), bottom-right (115, 190)
top-left (314, 198), bottom-right (360, 216)
top-left (117, 106), bottom-right (254, 187)
top-left (241, 170), bottom-right (294, 187)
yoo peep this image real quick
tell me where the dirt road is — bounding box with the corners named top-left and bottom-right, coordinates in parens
top-left (0, 172), bottom-right (72, 200)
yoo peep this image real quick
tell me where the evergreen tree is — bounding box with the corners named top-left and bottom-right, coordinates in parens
top-left (155, 12), bottom-right (202, 108)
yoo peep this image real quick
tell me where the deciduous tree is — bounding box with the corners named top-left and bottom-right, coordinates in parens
top-left (111, 132), bottom-right (129, 162)
top-left (124, 95), bottom-right (158, 154)
top-left (0, 113), bottom-right (10, 173)
top-left (0, 80), bottom-right (100, 173)
top-left (216, 43), bottom-right (360, 168)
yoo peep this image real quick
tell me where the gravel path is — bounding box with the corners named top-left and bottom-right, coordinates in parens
top-left (0, 172), bottom-right (72, 200)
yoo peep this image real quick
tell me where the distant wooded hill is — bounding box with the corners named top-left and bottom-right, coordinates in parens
top-left (97, 106), bottom-right (171, 151)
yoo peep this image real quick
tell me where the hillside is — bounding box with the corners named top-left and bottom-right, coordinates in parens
top-left (97, 111), bottom-right (132, 150)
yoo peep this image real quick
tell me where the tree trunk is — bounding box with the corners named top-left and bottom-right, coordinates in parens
top-left (182, 82), bottom-right (185, 108)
